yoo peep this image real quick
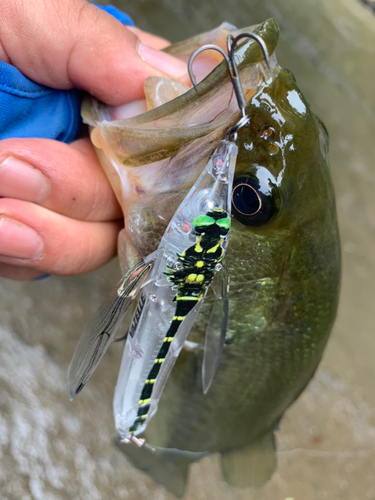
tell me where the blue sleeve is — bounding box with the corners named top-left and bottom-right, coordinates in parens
top-left (0, 5), bottom-right (134, 143)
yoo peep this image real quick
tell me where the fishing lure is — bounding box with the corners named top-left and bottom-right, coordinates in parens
top-left (127, 208), bottom-right (231, 434)
top-left (67, 33), bottom-right (271, 442)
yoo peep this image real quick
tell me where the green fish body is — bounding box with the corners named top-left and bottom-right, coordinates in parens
top-left (118, 68), bottom-right (341, 495)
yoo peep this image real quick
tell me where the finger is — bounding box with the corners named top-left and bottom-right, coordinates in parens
top-left (127, 27), bottom-right (170, 49)
top-left (0, 138), bottom-right (122, 222)
top-left (0, 199), bottom-right (122, 276)
top-left (1, 0), bottom-right (187, 105)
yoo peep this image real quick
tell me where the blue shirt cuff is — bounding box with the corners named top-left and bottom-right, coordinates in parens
top-left (0, 5), bottom-right (134, 143)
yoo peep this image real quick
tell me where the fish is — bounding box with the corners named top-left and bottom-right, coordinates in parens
top-left (69, 18), bottom-right (340, 497)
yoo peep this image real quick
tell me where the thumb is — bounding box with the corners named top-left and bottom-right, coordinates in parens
top-left (0, 0), bottom-right (187, 105)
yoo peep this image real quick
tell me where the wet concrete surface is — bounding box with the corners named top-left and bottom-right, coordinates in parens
top-left (1, 0), bottom-right (375, 498)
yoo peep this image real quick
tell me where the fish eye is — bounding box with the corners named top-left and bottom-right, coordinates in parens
top-left (231, 176), bottom-right (278, 226)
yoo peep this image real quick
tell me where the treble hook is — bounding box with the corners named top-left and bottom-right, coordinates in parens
top-left (188, 32), bottom-right (271, 138)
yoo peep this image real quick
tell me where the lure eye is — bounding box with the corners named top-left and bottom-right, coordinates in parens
top-left (232, 176), bottom-right (278, 226)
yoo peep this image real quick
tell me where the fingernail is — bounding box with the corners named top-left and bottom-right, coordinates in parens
top-left (138, 43), bottom-right (187, 80)
top-left (0, 157), bottom-right (50, 203)
top-left (0, 216), bottom-right (44, 262)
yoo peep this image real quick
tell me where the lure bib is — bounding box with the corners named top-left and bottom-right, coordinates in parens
top-left (114, 140), bottom-right (237, 439)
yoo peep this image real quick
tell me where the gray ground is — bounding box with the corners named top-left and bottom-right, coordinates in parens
top-left (1, 0), bottom-right (375, 498)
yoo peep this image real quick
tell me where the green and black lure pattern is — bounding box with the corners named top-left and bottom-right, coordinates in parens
top-left (129, 208), bottom-right (231, 433)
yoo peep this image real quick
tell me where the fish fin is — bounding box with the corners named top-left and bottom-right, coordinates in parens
top-left (220, 431), bottom-right (276, 488)
top-left (115, 440), bottom-right (191, 498)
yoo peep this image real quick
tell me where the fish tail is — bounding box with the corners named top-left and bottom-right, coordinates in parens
top-left (116, 439), bottom-right (195, 498)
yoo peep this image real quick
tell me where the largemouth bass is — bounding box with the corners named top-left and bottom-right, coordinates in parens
top-left (71, 19), bottom-right (340, 497)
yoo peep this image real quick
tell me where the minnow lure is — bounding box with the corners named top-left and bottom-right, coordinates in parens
top-left (68, 32), bottom-right (271, 441)
top-left (129, 209), bottom-right (230, 433)
top-left (113, 138), bottom-right (237, 439)
top-left (68, 136), bottom-right (238, 438)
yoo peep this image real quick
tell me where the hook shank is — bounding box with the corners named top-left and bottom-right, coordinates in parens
top-left (188, 31), bottom-right (272, 137)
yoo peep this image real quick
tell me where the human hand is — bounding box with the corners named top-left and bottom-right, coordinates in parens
top-left (0, 0), bottom-right (187, 280)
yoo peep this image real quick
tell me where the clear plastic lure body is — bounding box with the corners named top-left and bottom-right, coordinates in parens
top-left (113, 139), bottom-right (237, 439)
